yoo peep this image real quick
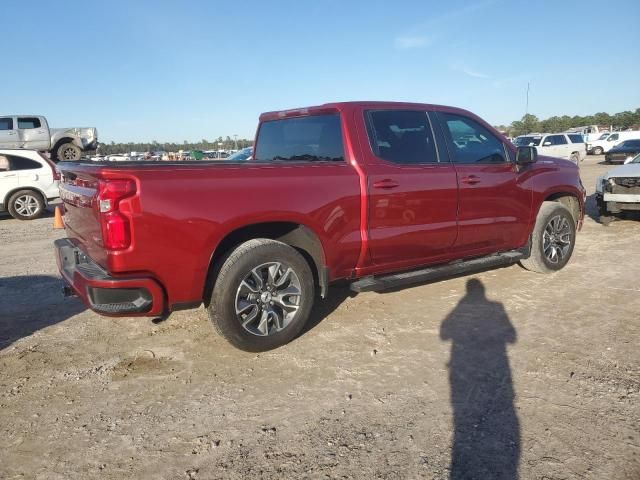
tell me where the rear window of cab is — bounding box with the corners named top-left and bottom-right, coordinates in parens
top-left (254, 114), bottom-right (345, 162)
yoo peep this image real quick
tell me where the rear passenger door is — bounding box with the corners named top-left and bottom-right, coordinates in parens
top-left (0, 117), bottom-right (19, 148)
top-left (17, 117), bottom-right (51, 150)
top-left (362, 109), bottom-right (459, 268)
top-left (435, 111), bottom-right (531, 252)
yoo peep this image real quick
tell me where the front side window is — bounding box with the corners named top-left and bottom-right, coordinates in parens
top-left (440, 113), bottom-right (506, 164)
top-left (254, 114), bottom-right (344, 162)
top-left (8, 155), bottom-right (42, 171)
top-left (365, 110), bottom-right (438, 164)
top-left (0, 118), bottom-right (13, 130)
top-left (568, 134), bottom-right (584, 143)
top-left (0, 155), bottom-right (9, 171)
top-left (608, 134), bottom-right (619, 141)
top-left (17, 117), bottom-right (41, 129)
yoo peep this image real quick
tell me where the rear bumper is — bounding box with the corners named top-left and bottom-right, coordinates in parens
top-left (55, 238), bottom-right (165, 316)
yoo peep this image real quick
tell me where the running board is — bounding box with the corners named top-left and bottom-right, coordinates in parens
top-left (350, 251), bottom-right (524, 293)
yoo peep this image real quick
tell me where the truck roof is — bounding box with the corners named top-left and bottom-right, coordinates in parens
top-left (259, 101), bottom-right (478, 122)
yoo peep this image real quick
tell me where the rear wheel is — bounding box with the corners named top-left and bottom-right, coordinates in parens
top-left (570, 152), bottom-right (580, 163)
top-left (520, 202), bottom-right (576, 274)
top-left (7, 189), bottom-right (45, 220)
top-left (592, 146), bottom-right (603, 155)
top-left (56, 142), bottom-right (82, 161)
top-left (207, 239), bottom-right (315, 352)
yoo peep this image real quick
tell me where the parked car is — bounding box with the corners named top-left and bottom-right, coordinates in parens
top-left (54, 101), bottom-right (585, 351)
top-left (604, 139), bottom-right (640, 164)
top-left (0, 115), bottom-right (98, 161)
top-left (596, 154), bottom-right (640, 223)
top-left (0, 149), bottom-right (60, 219)
top-left (514, 133), bottom-right (585, 163)
top-left (226, 146), bottom-right (253, 161)
top-left (586, 131), bottom-right (640, 155)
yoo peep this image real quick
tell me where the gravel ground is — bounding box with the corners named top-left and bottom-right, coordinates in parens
top-left (0, 155), bottom-right (638, 480)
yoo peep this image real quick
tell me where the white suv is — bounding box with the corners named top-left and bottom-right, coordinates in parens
top-left (0, 149), bottom-right (60, 220)
top-left (514, 133), bottom-right (586, 163)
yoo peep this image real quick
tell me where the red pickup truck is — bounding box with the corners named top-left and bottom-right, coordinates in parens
top-left (55, 102), bottom-right (585, 351)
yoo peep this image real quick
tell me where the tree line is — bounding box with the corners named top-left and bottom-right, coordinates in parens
top-left (496, 108), bottom-right (640, 137)
top-left (96, 136), bottom-right (253, 155)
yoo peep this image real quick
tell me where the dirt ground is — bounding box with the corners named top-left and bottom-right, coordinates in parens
top-left (1, 155), bottom-right (638, 480)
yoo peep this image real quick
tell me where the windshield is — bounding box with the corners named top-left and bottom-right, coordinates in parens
top-left (514, 136), bottom-right (541, 146)
top-left (226, 147), bottom-right (253, 161)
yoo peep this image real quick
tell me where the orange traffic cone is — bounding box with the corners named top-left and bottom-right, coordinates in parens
top-left (53, 206), bottom-right (64, 229)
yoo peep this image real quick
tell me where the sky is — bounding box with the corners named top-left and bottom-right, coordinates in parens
top-left (3, 0), bottom-right (639, 143)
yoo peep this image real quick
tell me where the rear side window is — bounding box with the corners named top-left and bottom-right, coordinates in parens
top-left (568, 134), bottom-right (584, 143)
top-left (0, 118), bottom-right (13, 130)
top-left (545, 135), bottom-right (567, 145)
top-left (440, 113), bottom-right (507, 164)
top-left (254, 114), bottom-right (344, 162)
top-left (365, 110), bottom-right (438, 164)
top-left (18, 117), bottom-right (41, 129)
top-left (8, 155), bottom-right (42, 171)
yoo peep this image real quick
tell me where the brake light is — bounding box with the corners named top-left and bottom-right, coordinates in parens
top-left (97, 179), bottom-right (136, 250)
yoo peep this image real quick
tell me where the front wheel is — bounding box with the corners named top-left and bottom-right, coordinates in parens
top-left (520, 202), bottom-right (576, 274)
top-left (592, 147), bottom-right (603, 155)
top-left (208, 239), bottom-right (315, 352)
top-left (56, 142), bottom-right (82, 160)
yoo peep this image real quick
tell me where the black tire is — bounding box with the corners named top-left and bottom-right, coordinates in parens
top-left (207, 239), bottom-right (315, 352)
top-left (520, 202), bottom-right (576, 274)
top-left (592, 147), bottom-right (603, 155)
top-left (7, 189), bottom-right (45, 220)
top-left (56, 142), bottom-right (82, 161)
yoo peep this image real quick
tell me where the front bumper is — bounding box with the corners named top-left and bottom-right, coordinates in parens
top-left (80, 138), bottom-right (98, 151)
top-left (55, 238), bottom-right (165, 316)
top-left (596, 193), bottom-right (640, 214)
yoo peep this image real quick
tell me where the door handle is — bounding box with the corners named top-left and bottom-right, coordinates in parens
top-left (7, 131), bottom-right (16, 135)
top-left (373, 179), bottom-right (400, 189)
top-left (460, 175), bottom-right (480, 185)
top-left (3, 174), bottom-right (17, 177)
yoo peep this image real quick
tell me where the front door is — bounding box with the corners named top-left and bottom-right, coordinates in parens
top-left (544, 134), bottom-right (570, 160)
top-left (0, 117), bottom-right (19, 148)
top-left (435, 111), bottom-right (531, 253)
top-left (361, 109), bottom-right (458, 269)
top-left (17, 117), bottom-right (50, 150)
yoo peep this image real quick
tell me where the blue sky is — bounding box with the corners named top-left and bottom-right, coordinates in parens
top-left (3, 0), bottom-right (639, 142)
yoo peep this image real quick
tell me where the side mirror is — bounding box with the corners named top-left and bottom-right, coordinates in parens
top-left (543, 141), bottom-right (552, 146)
top-left (516, 146), bottom-right (537, 165)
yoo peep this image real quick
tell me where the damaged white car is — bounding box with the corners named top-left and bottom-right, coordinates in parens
top-left (596, 153), bottom-right (640, 224)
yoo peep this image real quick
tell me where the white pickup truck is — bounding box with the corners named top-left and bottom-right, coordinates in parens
top-left (0, 115), bottom-right (98, 161)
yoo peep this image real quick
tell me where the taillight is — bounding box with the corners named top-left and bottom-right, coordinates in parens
top-left (97, 179), bottom-right (136, 250)
top-left (38, 152), bottom-right (60, 180)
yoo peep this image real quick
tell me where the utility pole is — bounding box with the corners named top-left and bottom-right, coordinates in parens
top-left (233, 134), bottom-right (238, 151)
top-left (525, 82), bottom-right (530, 116)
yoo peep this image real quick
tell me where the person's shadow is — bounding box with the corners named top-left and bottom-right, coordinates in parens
top-left (440, 278), bottom-right (520, 480)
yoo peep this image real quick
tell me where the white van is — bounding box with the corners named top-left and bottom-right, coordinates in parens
top-left (587, 131), bottom-right (640, 155)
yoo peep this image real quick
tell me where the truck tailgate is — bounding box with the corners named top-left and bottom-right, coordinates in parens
top-left (58, 164), bottom-right (107, 267)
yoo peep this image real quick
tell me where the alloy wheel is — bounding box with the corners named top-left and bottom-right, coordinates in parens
top-left (234, 262), bottom-right (302, 336)
top-left (542, 215), bottom-right (572, 264)
top-left (14, 194), bottom-right (40, 216)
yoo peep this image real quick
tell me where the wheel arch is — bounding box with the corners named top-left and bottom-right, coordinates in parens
top-left (51, 137), bottom-right (77, 158)
top-left (4, 186), bottom-right (47, 207)
top-left (203, 221), bottom-right (328, 305)
top-left (543, 192), bottom-right (581, 226)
